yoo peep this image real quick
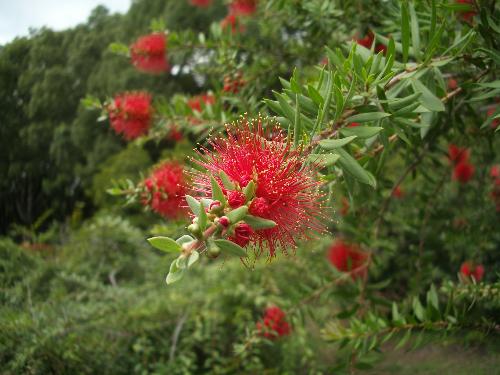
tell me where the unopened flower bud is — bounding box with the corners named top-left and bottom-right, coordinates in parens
top-left (188, 223), bottom-right (201, 236)
top-left (227, 190), bottom-right (246, 208)
top-left (219, 216), bottom-right (230, 227)
top-left (229, 222), bottom-right (253, 247)
top-left (209, 200), bottom-right (223, 214)
top-left (206, 242), bottom-right (221, 259)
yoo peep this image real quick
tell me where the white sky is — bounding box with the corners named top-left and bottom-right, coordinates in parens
top-left (0, 0), bottom-right (131, 45)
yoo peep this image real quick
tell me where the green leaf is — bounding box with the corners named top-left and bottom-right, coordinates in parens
top-left (411, 79), bottom-right (445, 112)
top-left (243, 180), bottom-right (256, 200)
top-left (185, 195), bottom-right (201, 216)
top-left (307, 153), bottom-right (340, 166)
top-left (308, 84), bottom-right (324, 106)
top-left (219, 171), bottom-right (235, 190)
top-left (210, 176), bottom-right (225, 202)
top-left (198, 201), bottom-right (207, 231)
top-left (346, 112), bottom-right (391, 123)
top-left (243, 215), bottom-right (277, 230)
top-left (166, 259), bottom-right (185, 285)
top-left (340, 126), bottom-right (383, 139)
top-left (176, 235), bottom-right (195, 246)
top-left (413, 297), bottom-right (425, 321)
top-left (401, 1), bottom-right (410, 63)
top-left (214, 239), bottom-right (248, 257)
top-left (188, 251), bottom-right (199, 268)
top-left (336, 148), bottom-right (376, 188)
top-left (106, 188), bottom-right (123, 196)
top-left (226, 206), bottom-right (248, 223)
top-left (148, 236), bottom-right (182, 253)
top-left (409, 2), bottom-right (420, 61)
top-left (319, 136), bottom-right (357, 149)
top-left (293, 94), bottom-right (301, 147)
top-left (108, 42), bottom-right (129, 56)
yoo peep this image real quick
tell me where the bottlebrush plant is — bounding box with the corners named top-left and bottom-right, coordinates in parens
top-left (84, 0), bottom-right (500, 372)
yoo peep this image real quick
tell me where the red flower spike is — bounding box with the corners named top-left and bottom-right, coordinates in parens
top-left (453, 161), bottom-right (475, 184)
top-left (327, 240), bottom-right (369, 280)
top-left (109, 92), bottom-right (152, 140)
top-left (460, 261), bottom-right (484, 282)
top-left (256, 306), bottom-right (291, 339)
top-left (227, 190), bottom-right (246, 208)
top-left (130, 33), bottom-right (169, 74)
top-left (193, 118), bottom-right (326, 257)
top-left (230, 222), bottom-right (253, 247)
top-left (188, 94), bottom-right (216, 112)
top-left (142, 161), bottom-right (188, 219)
top-left (229, 0), bottom-right (257, 16)
top-left (448, 144), bottom-right (470, 165)
top-left (189, 0), bottom-right (212, 7)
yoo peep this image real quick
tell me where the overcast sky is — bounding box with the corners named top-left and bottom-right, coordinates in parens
top-left (0, 0), bottom-right (131, 45)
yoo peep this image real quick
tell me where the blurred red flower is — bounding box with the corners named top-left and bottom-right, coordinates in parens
top-left (448, 144), bottom-right (470, 165)
top-left (460, 261), bottom-right (484, 282)
top-left (188, 94), bottom-right (216, 112)
top-left (453, 161), bottom-right (475, 184)
top-left (130, 33), bottom-right (169, 74)
top-left (108, 92), bottom-right (152, 140)
top-left (487, 107), bottom-right (499, 129)
top-left (142, 161), bottom-right (188, 219)
top-left (229, 0), bottom-right (257, 16)
top-left (193, 119), bottom-right (325, 256)
top-left (355, 32), bottom-right (387, 53)
top-left (456, 0), bottom-right (476, 22)
top-left (392, 185), bottom-right (404, 198)
top-left (256, 306), bottom-right (291, 339)
top-left (327, 239), bottom-right (369, 280)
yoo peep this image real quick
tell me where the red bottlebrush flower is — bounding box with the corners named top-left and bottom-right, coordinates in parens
top-left (327, 239), bottom-right (369, 280)
top-left (193, 119), bottom-right (325, 257)
top-left (108, 92), bottom-right (152, 140)
top-left (453, 161), bottom-right (475, 184)
top-left (448, 144), bottom-right (470, 165)
top-left (256, 306), bottom-right (291, 339)
top-left (227, 190), bottom-right (246, 208)
top-left (347, 122), bottom-right (361, 128)
top-left (229, 0), bottom-right (257, 16)
top-left (189, 0), bottom-right (212, 7)
top-left (392, 185), bottom-right (404, 198)
top-left (487, 107), bottom-right (499, 129)
top-left (460, 261), bottom-right (484, 281)
top-left (229, 222), bottom-right (253, 247)
top-left (355, 32), bottom-right (386, 53)
top-left (130, 33), bottom-right (169, 74)
top-left (456, 0), bottom-right (476, 22)
top-left (188, 94), bottom-right (216, 112)
top-left (448, 78), bottom-right (458, 90)
top-left (142, 161), bottom-right (187, 219)
top-left (221, 13), bottom-right (244, 33)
